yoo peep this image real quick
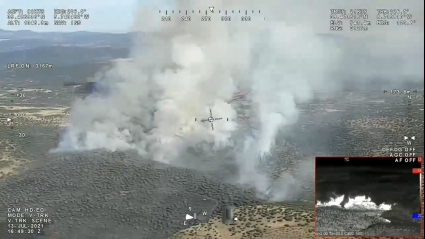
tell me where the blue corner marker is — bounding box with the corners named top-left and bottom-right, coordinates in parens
top-left (412, 213), bottom-right (421, 219)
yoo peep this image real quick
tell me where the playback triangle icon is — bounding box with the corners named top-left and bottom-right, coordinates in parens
top-left (185, 214), bottom-right (193, 220)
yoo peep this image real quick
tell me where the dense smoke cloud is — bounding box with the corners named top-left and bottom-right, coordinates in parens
top-left (55, 0), bottom-right (423, 201)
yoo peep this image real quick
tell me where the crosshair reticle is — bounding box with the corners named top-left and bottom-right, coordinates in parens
top-left (195, 109), bottom-right (228, 131)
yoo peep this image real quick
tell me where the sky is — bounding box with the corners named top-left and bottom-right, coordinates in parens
top-left (0, 0), bottom-right (423, 33)
top-left (53, 0), bottom-right (423, 201)
top-left (0, 0), bottom-right (172, 32)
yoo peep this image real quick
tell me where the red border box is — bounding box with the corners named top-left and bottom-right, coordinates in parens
top-left (314, 156), bottom-right (423, 238)
top-left (413, 168), bottom-right (422, 174)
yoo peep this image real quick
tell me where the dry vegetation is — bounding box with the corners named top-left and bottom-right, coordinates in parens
top-left (0, 87), bottom-right (423, 239)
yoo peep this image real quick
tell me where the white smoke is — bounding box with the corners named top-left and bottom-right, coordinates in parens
top-left (54, 0), bottom-right (423, 201)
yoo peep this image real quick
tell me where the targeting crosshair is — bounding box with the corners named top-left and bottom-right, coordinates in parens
top-left (195, 109), bottom-right (228, 131)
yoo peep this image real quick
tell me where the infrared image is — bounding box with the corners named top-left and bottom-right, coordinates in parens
top-left (315, 157), bottom-right (422, 237)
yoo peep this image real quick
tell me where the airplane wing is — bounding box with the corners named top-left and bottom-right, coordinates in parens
top-left (209, 109), bottom-right (213, 117)
top-left (211, 122), bottom-right (214, 131)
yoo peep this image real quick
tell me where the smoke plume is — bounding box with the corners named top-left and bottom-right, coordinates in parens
top-left (54, 0), bottom-right (424, 201)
